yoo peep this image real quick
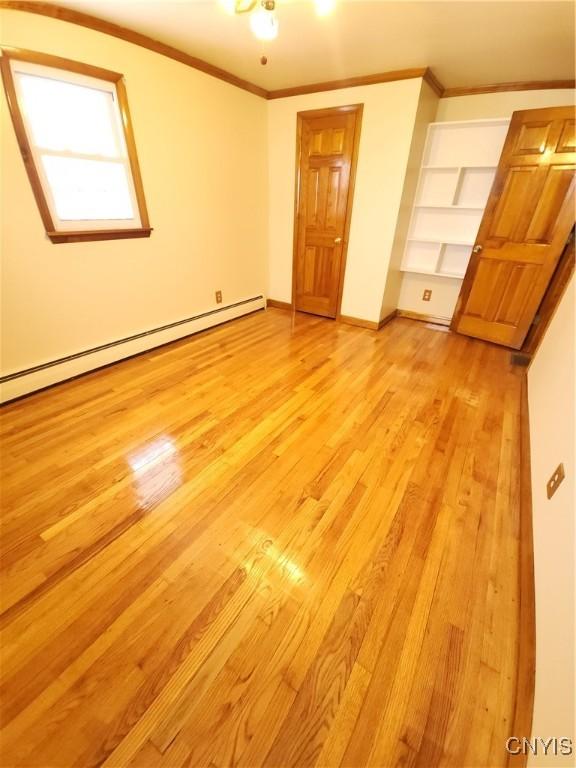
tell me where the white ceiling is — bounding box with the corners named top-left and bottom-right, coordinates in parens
top-left (53, 0), bottom-right (575, 91)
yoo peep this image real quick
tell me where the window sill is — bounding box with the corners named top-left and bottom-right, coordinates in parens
top-left (46, 228), bottom-right (153, 244)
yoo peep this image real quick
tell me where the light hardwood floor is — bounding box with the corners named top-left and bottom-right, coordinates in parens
top-left (0, 309), bottom-right (523, 768)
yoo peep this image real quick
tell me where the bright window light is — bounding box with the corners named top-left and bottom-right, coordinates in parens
top-left (2, 50), bottom-right (150, 243)
top-left (18, 74), bottom-right (121, 156)
top-left (41, 156), bottom-right (134, 221)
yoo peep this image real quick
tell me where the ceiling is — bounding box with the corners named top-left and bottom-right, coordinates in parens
top-left (50, 1), bottom-right (576, 91)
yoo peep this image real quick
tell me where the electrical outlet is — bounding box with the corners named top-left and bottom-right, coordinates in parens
top-left (422, 289), bottom-right (432, 302)
top-left (215, 290), bottom-right (222, 304)
top-left (546, 463), bottom-right (565, 499)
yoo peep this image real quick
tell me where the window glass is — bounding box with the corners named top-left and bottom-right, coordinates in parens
top-left (41, 156), bottom-right (134, 220)
top-left (17, 73), bottom-right (121, 157)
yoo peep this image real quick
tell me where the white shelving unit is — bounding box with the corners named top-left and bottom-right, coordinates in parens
top-left (401, 119), bottom-right (510, 279)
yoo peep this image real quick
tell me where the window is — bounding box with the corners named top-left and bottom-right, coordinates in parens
top-left (0, 48), bottom-right (151, 243)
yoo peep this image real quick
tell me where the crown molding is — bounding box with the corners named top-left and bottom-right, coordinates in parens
top-left (0, 0), bottom-right (269, 98)
top-left (442, 79), bottom-right (575, 98)
top-left (266, 67), bottom-right (443, 100)
top-left (422, 67), bottom-right (444, 97)
top-left (1, 2), bottom-right (573, 102)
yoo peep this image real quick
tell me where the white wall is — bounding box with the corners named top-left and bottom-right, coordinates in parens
top-left (0, 10), bottom-right (268, 398)
top-left (527, 275), bottom-right (575, 766)
top-left (398, 272), bottom-right (462, 319)
top-left (267, 77), bottom-right (423, 323)
top-left (398, 89), bottom-right (576, 320)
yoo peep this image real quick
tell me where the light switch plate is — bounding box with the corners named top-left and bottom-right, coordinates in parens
top-left (546, 463), bottom-right (565, 499)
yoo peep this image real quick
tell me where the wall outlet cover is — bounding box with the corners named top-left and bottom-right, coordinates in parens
top-left (546, 463), bottom-right (565, 499)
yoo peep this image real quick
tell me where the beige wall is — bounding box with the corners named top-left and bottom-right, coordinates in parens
top-left (527, 276), bottom-right (575, 766)
top-left (398, 88), bottom-right (576, 320)
top-left (380, 80), bottom-right (439, 320)
top-left (0, 10), bottom-right (268, 392)
top-left (267, 77), bottom-right (423, 323)
top-left (436, 89), bottom-right (576, 122)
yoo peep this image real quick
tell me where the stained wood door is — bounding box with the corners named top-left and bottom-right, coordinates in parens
top-left (293, 105), bottom-right (362, 318)
top-left (452, 106), bottom-right (575, 349)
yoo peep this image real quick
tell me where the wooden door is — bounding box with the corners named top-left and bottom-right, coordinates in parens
top-left (293, 105), bottom-right (362, 318)
top-left (452, 106), bottom-right (575, 349)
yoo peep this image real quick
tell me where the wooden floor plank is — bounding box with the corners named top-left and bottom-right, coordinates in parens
top-left (0, 310), bottom-right (522, 768)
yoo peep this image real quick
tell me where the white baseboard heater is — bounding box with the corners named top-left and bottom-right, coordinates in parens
top-left (0, 295), bottom-right (265, 403)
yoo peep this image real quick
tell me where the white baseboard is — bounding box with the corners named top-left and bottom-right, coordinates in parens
top-left (0, 296), bottom-right (265, 403)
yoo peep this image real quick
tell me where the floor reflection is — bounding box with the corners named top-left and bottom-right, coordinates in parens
top-left (244, 529), bottom-right (306, 588)
top-left (128, 435), bottom-right (182, 510)
top-left (266, 543), bottom-right (305, 584)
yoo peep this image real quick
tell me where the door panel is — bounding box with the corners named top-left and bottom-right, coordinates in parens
top-left (526, 167), bottom-right (574, 242)
top-left (453, 107), bottom-right (575, 349)
top-left (488, 167), bottom-right (539, 240)
top-left (293, 106), bottom-right (362, 318)
top-left (306, 169), bottom-right (320, 227)
top-left (557, 120), bottom-right (575, 153)
top-left (514, 122), bottom-right (553, 154)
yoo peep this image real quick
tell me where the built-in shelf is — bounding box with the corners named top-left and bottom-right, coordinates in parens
top-left (401, 118), bottom-right (510, 284)
top-left (422, 164), bottom-right (498, 170)
top-left (401, 267), bottom-right (466, 279)
top-left (414, 204), bottom-right (485, 211)
top-left (407, 237), bottom-right (475, 246)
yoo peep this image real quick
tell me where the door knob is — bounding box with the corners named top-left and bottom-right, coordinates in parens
top-left (472, 244), bottom-right (483, 254)
top-left (334, 237), bottom-right (342, 244)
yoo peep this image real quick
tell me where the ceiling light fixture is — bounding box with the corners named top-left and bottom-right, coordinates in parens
top-left (250, 1), bottom-right (279, 41)
top-left (221, 0), bottom-right (335, 42)
top-left (314, 0), bottom-right (336, 16)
